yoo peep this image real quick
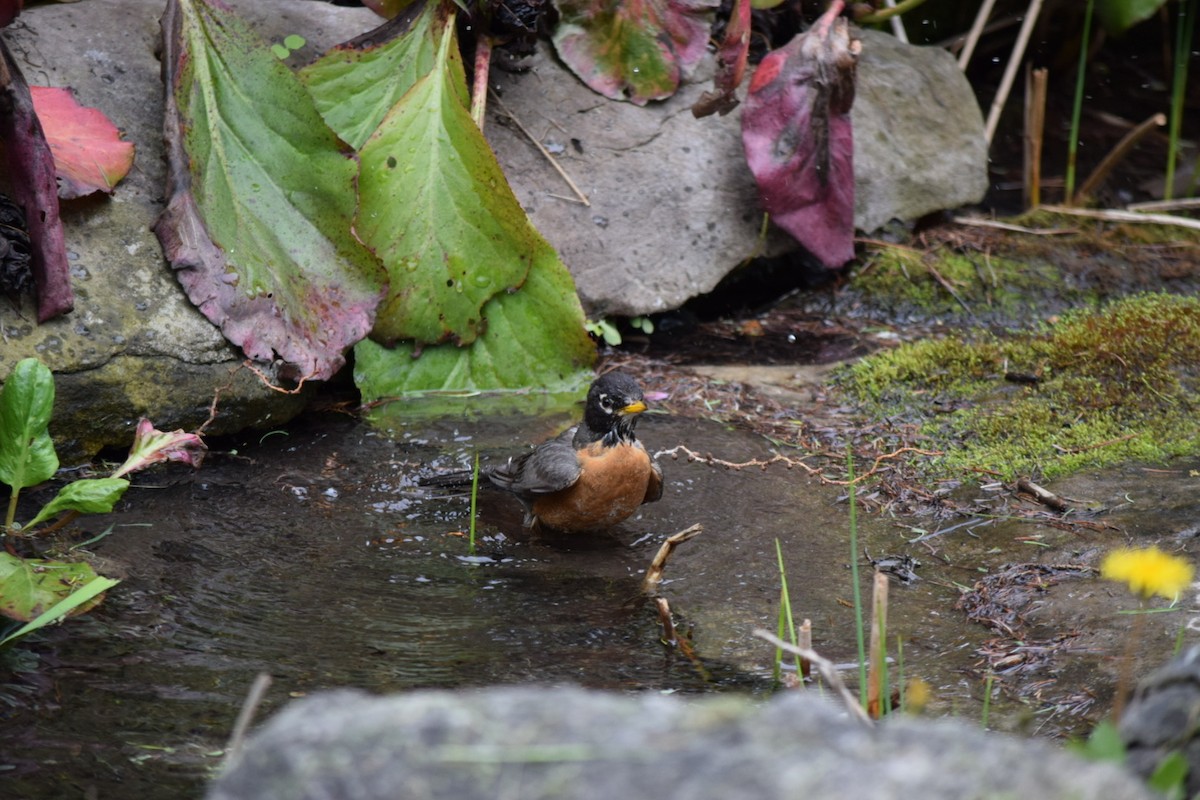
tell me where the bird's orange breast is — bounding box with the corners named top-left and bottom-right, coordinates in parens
top-left (531, 441), bottom-right (657, 532)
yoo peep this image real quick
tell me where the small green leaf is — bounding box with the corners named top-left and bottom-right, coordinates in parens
top-left (1148, 750), bottom-right (1188, 797)
top-left (0, 358), bottom-right (59, 492)
top-left (1070, 719), bottom-right (1127, 762)
top-left (0, 553), bottom-right (115, 624)
top-left (354, 244), bottom-right (595, 401)
top-left (1097, 0), bottom-right (1168, 35)
top-left (270, 42), bottom-right (290, 59)
top-left (283, 34), bottom-right (306, 51)
top-left (24, 478), bottom-right (130, 529)
top-left (354, 7), bottom-right (542, 346)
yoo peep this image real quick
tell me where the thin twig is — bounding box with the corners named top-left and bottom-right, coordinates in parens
top-left (470, 34), bottom-right (493, 131)
top-left (1039, 205), bottom-right (1200, 232)
top-left (642, 523), bottom-right (703, 595)
top-left (653, 445), bottom-right (941, 486)
top-left (952, 216), bottom-right (1076, 235)
top-left (1015, 477), bottom-right (1069, 512)
top-left (957, 0), bottom-right (998, 69)
top-left (754, 629), bottom-right (874, 727)
top-left (489, 90), bottom-right (590, 207)
top-left (1127, 197), bottom-right (1200, 212)
top-left (985, 0), bottom-right (1046, 145)
top-left (1073, 113), bottom-right (1167, 204)
top-left (225, 672), bottom-right (273, 762)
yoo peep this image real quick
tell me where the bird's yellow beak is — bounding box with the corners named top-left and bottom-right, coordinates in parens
top-left (621, 400), bottom-right (648, 415)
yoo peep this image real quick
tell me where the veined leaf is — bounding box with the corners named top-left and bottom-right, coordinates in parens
top-left (30, 86), bottom-right (135, 198)
top-left (551, 0), bottom-right (717, 105)
top-left (353, 8), bottom-right (539, 346)
top-left (23, 478), bottom-right (130, 530)
top-left (0, 553), bottom-right (112, 624)
top-left (354, 242), bottom-right (594, 401)
top-left (300, 0), bottom-right (443, 151)
top-left (0, 358), bottom-right (58, 492)
top-left (154, 0), bottom-right (386, 382)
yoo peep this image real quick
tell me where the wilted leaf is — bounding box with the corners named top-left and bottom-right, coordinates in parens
top-left (551, 0), bottom-right (717, 105)
top-left (29, 86), bottom-right (134, 198)
top-left (23, 477), bottom-right (129, 530)
top-left (110, 418), bottom-right (206, 478)
top-left (0, 38), bottom-right (73, 321)
top-left (354, 241), bottom-right (595, 401)
top-left (741, 5), bottom-right (859, 268)
top-left (693, 0), bottom-right (750, 117)
top-left (154, 0), bottom-right (387, 382)
top-left (0, 553), bottom-right (111, 622)
top-left (300, 0), bottom-right (443, 151)
top-left (352, 6), bottom-right (542, 346)
top-left (0, 358), bottom-right (58, 493)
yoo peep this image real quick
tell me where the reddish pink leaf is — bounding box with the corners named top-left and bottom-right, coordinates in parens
top-left (0, 38), bottom-right (73, 321)
top-left (692, 0), bottom-right (750, 117)
top-left (111, 418), bottom-right (207, 478)
top-left (30, 86), bottom-right (135, 199)
top-left (741, 3), bottom-right (860, 269)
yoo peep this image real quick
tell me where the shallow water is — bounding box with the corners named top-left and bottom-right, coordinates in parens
top-left (2, 404), bottom-right (1197, 798)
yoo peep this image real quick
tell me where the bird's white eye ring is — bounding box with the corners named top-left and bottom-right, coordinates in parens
top-left (598, 393), bottom-right (613, 413)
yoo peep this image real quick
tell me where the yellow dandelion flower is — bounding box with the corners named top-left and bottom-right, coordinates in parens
top-left (1101, 546), bottom-right (1195, 600)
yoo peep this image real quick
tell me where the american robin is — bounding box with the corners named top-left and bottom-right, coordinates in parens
top-left (427, 371), bottom-right (663, 533)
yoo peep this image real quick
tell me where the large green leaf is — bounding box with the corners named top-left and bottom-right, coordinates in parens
top-left (0, 553), bottom-right (113, 623)
top-left (300, 0), bottom-right (443, 151)
top-left (23, 478), bottom-right (130, 530)
top-left (0, 358), bottom-right (58, 492)
top-left (352, 8), bottom-right (542, 346)
top-left (154, 0), bottom-right (386, 382)
top-left (551, 0), bottom-right (717, 105)
top-left (1097, 0), bottom-right (1168, 35)
top-left (354, 242), bottom-right (595, 401)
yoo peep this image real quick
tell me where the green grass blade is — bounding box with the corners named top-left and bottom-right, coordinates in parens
top-left (0, 576), bottom-right (120, 649)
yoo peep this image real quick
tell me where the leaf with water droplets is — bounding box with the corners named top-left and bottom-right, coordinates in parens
top-left (551, 0), bottom-right (717, 105)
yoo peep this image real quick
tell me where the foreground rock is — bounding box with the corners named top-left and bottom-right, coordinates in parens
top-left (1121, 644), bottom-right (1200, 796)
top-left (209, 687), bottom-right (1151, 800)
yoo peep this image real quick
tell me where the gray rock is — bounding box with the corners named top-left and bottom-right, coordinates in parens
top-left (208, 687), bottom-right (1153, 800)
top-left (1120, 644), bottom-right (1200, 795)
top-left (1, 0), bottom-right (378, 457)
top-left (488, 29), bottom-right (988, 317)
top-left (852, 30), bottom-right (989, 232)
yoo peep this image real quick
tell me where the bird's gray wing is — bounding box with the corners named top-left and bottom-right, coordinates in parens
top-left (503, 427), bottom-right (582, 496)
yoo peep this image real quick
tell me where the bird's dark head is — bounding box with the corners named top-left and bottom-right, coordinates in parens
top-left (581, 371), bottom-right (649, 445)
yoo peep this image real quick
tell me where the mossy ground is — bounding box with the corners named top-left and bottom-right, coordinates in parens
top-left (835, 292), bottom-right (1200, 482)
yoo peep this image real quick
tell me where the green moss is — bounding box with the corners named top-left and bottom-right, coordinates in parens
top-left (851, 245), bottom-right (1070, 321)
top-left (837, 293), bottom-right (1200, 482)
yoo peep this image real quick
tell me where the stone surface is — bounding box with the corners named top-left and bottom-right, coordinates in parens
top-left (488, 28), bottom-right (988, 316)
top-left (208, 687), bottom-right (1153, 800)
top-left (0, 0), bottom-right (379, 457)
top-left (1120, 644), bottom-right (1200, 796)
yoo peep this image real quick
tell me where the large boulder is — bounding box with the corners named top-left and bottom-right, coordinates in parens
top-left (208, 687), bottom-right (1152, 800)
top-left (488, 28), bottom-right (988, 316)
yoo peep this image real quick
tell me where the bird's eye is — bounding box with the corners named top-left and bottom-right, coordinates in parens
top-left (598, 393), bottom-right (614, 413)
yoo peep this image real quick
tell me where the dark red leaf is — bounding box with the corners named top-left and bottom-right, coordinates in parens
top-left (0, 36), bottom-right (73, 321)
top-left (692, 0), bottom-right (750, 118)
top-left (741, 2), bottom-right (859, 269)
top-left (0, 1), bottom-right (22, 29)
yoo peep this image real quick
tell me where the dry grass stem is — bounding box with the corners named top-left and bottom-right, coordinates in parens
top-left (490, 90), bottom-right (590, 207)
top-left (1073, 113), bottom-right (1167, 204)
top-left (866, 571), bottom-right (889, 719)
top-left (754, 629), bottom-right (874, 727)
top-left (1024, 66), bottom-right (1048, 208)
top-left (642, 523), bottom-right (703, 595)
